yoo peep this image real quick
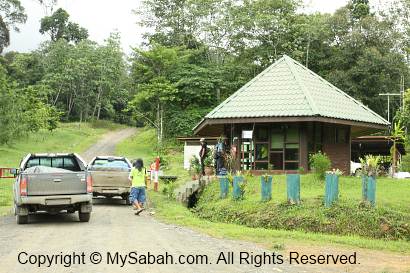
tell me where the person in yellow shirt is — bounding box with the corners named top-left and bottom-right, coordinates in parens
top-left (128, 158), bottom-right (146, 215)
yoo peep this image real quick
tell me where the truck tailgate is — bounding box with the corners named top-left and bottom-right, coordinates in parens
top-left (25, 172), bottom-right (86, 196)
top-left (90, 171), bottom-right (131, 188)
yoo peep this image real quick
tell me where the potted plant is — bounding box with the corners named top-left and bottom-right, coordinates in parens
top-left (189, 156), bottom-right (201, 180)
top-left (360, 155), bottom-right (380, 206)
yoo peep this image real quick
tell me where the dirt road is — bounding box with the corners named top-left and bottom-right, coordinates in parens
top-left (81, 127), bottom-right (137, 162)
top-left (0, 128), bottom-right (407, 273)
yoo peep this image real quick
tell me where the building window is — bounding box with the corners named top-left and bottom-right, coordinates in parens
top-left (286, 126), bottom-right (299, 143)
top-left (256, 127), bottom-right (269, 142)
top-left (241, 125), bottom-right (301, 171)
top-left (255, 144), bottom-right (268, 160)
top-left (336, 128), bottom-right (347, 143)
top-left (255, 162), bottom-right (269, 170)
top-left (285, 143), bottom-right (299, 161)
top-left (269, 152), bottom-right (283, 170)
top-left (285, 162), bottom-right (299, 170)
top-left (271, 130), bottom-right (284, 150)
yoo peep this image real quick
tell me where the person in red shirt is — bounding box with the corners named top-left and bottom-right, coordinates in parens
top-left (153, 156), bottom-right (160, 192)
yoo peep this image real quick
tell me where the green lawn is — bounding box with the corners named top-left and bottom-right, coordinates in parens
top-left (116, 128), bottom-right (190, 186)
top-left (200, 174), bottom-right (410, 214)
top-left (149, 191), bottom-right (410, 254)
top-left (194, 174), bottom-right (410, 242)
top-left (116, 128), bottom-right (156, 163)
top-left (0, 121), bottom-right (122, 215)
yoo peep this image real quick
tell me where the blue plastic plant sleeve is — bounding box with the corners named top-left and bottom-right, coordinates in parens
top-left (286, 174), bottom-right (300, 204)
top-left (261, 176), bottom-right (272, 201)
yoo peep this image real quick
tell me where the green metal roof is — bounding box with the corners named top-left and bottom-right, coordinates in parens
top-left (204, 55), bottom-right (389, 126)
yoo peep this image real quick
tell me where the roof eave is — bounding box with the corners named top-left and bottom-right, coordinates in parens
top-left (194, 116), bottom-right (388, 135)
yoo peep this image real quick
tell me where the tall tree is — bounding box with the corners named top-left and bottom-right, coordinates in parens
top-left (39, 8), bottom-right (88, 43)
top-left (0, 0), bottom-right (27, 53)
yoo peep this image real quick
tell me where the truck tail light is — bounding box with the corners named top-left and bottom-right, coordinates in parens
top-left (86, 175), bottom-right (93, 193)
top-left (20, 177), bottom-right (27, 196)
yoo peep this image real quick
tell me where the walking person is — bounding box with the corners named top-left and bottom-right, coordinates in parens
top-left (199, 138), bottom-right (208, 176)
top-left (129, 158), bottom-right (146, 215)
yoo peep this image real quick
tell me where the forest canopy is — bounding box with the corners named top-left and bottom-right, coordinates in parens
top-left (1, 0), bottom-right (409, 144)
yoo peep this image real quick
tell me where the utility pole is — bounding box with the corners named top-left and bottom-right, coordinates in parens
top-left (378, 93), bottom-right (402, 123)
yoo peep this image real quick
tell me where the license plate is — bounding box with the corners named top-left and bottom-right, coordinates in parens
top-left (45, 199), bottom-right (71, 205)
top-left (102, 189), bottom-right (118, 194)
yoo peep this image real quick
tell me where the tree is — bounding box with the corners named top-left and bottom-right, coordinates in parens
top-left (0, 64), bottom-right (58, 144)
top-left (349, 0), bottom-right (371, 20)
top-left (0, 0), bottom-right (27, 53)
top-left (39, 8), bottom-right (88, 43)
top-left (388, 121), bottom-right (406, 176)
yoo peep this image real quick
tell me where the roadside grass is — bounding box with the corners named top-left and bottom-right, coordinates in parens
top-left (116, 128), bottom-right (156, 163)
top-left (149, 191), bottom-right (410, 254)
top-left (116, 128), bottom-right (190, 187)
top-left (0, 121), bottom-right (122, 216)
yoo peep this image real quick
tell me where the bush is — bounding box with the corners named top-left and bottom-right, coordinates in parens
top-left (309, 152), bottom-right (331, 180)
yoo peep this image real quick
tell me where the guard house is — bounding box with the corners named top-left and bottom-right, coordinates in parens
top-left (193, 55), bottom-right (389, 174)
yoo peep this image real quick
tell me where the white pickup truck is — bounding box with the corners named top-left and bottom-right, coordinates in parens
top-left (13, 153), bottom-right (92, 224)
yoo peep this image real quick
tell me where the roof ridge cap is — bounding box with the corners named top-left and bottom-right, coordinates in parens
top-left (284, 56), bottom-right (319, 115)
top-left (291, 60), bottom-right (389, 125)
top-left (206, 56), bottom-right (287, 118)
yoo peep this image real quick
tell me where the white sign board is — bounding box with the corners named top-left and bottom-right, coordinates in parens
top-left (242, 130), bottom-right (253, 139)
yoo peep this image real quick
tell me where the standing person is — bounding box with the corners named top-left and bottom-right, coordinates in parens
top-left (129, 159), bottom-right (146, 215)
top-left (153, 156), bottom-right (160, 192)
top-left (214, 136), bottom-right (225, 175)
top-left (199, 138), bottom-right (208, 176)
top-left (149, 161), bottom-right (156, 187)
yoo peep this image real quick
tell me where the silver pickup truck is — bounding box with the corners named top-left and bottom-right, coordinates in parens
top-left (13, 153), bottom-right (92, 224)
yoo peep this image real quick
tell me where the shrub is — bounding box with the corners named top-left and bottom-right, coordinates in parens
top-left (309, 152), bottom-right (331, 180)
top-left (360, 155), bottom-right (380, 177)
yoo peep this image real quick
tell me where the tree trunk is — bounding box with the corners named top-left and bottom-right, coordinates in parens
top-left (392, 142), bottom-right (397, 177)
top-left (157, 102), bottom-right (161, 146)
top-left (67, 93), bottom-right (74, 119)
top-left (97, 105), bottom-right (101, 120)
top-left (92, 86), bottom-right (102, 119)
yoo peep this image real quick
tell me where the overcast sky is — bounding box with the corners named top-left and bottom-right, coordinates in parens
top-left (6, 0), bottom-right (387, 54)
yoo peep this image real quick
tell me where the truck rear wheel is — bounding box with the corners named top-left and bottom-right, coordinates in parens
top-left (122, 195), bottom-right (131, 205)
top-left (16, 215), bottom-right (28, 225)
top-left (78, 212), bottom-right (90, 222)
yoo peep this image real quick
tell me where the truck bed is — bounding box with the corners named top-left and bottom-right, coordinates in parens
top-left (23, 171), bottom-right (87, 196)
top-left (89, 169), bottom-right (131, 188)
